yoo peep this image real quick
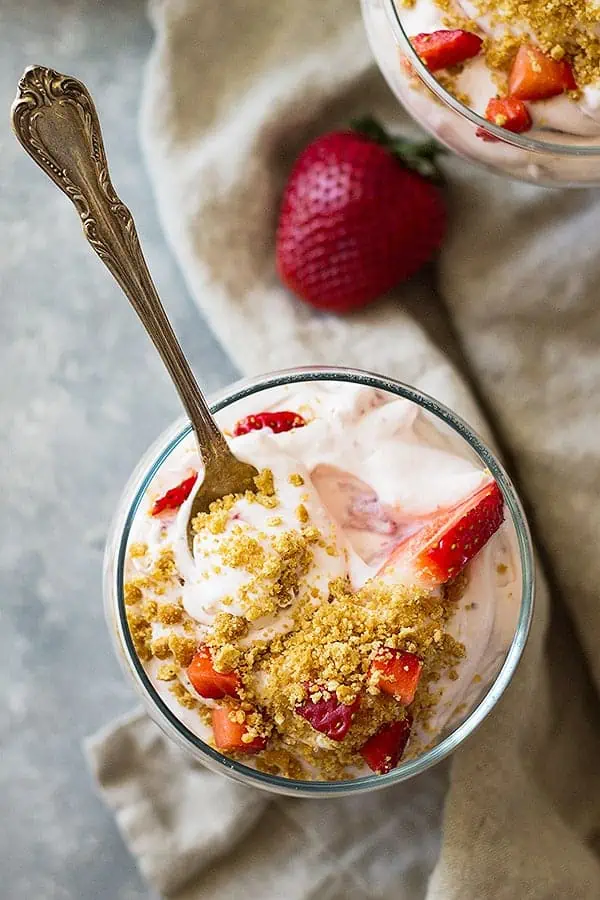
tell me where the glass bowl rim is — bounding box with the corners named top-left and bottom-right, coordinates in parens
top-left (109, 365), bottom-right (535, 797)
top-left (382, 0), bottom-right (600, 157)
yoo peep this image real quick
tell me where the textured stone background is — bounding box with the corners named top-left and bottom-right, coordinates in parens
top-left (1, 2), bottom-right (236, 896)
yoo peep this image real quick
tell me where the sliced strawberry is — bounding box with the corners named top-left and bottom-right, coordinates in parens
top-left (476, 96), bottom-right (532, 142)
top-left (379, 480), bottom-right (504, 589)
top-left (484, 97), bottom-right (532, 133)
top-left (370, 650), bottom-right (423, 705)
top-left (296, 691), bottom-right (360, 741)
top-left (475, 127), bottom-right (502, 144)
top-left (187, 646), bottom-right (241, 700)
top-left (151, 472), bottom-right (198, 516)
top-left (233, 410), bottom-right (307, 436)
top-left (508, 45), bottom-right (576, 102)
top-left (211, 706), bottom-right (267, 753)
top-left (411, 30), bottom-right (483, 72)
top-left (360, 717), bottom-right (412, 774)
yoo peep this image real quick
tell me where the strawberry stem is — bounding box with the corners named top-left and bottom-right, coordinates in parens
top-left (351, 115), bottom-right (445, 181)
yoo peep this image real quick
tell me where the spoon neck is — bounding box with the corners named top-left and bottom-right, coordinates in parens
top-left (187, 400), bottom-right (231, 468)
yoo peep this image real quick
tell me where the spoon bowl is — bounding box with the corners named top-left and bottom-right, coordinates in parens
top-left (187, 450), bottom-right (259, 549)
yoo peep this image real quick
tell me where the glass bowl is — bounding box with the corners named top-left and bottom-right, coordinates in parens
top-left (361, 0), bottom-right (600, 187)
top-left (104, 366), bottom-right (534, 798)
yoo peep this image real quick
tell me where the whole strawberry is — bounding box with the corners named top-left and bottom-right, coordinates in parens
top-left (276, 118), bottom-right (446, 313)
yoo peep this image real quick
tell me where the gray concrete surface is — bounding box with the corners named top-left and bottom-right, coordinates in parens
top-left (1, 2), bottom-right (237, 897)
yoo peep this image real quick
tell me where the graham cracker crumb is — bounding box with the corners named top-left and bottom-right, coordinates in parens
top-left (124, 583), bottom-right (143, 606)
top-left (254, 468), bottom-right (275, 496)
top-left (157, 604), bottom-right (183, 625)
top-left (170, 682), bottom-right (198, 709)
top-left (142, 600), bottom-right (158, 621)
top-left (212, 613), bottom-right (249, 643)
top-left (192, 493), bottom-right (237, 534)
top-left (168, 634), bottom-right (197, 667)
top-left (126, 612), bottom-right (152, 662)
top-left (213, 644), bottom-right (242, 673)
top-left (154, 549), bottom-right (177, 581)
top-left (437, 0), bottom-right (600, 91)
top-left (156, 664), bottom-right (178, 682)
top-left (151, 636), bottom-right (171, 660)
top-left (129, 542), bottom-right (148, 559)
top-left (296, 504), bottom-right (309, 524)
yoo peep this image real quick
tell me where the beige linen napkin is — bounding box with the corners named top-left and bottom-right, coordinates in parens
top-left (86, 1), bottom-right (600, 897)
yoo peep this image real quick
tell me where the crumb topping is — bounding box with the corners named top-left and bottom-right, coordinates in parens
top-left (436, 0), bottom-right (600, 89)
top-left (124, 464), bottom-right (468, 780)
top-left (168, 634), bottom-right (197, 667)
top-left (156, 664), bottom-right (178, 682)
top-left (129, 542), bottom-right (148, 559)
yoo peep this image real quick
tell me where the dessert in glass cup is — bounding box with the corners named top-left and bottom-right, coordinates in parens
top-left (361, 0), bottom-right (600, 186)
top-left (104, 368), bottom-right (534, 797)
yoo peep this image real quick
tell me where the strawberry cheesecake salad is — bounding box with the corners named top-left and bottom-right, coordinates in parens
top-left (111, 373), bottom-right (530, 786)
top-left (361, 0), bottom-right (600, 184)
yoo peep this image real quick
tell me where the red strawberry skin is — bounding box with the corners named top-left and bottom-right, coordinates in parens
top-left (380, 480), bottom-right (504, 588)
top-left (187, 647), bottom-right (241, 700)
top-left (412, 30), bottom-right (483, 72)
top-left (508, 45), bottom-right (577, 102)
top-left (151, 472), bottom-right (198, 516)
top-left (370, 650), bottom-right (423, 705)
top-left (421, 481), bottom-right (504, 582)
top-left (233, 410), bottom-right (306, 436)
top-left (484, 97), bottom-right (532, 134)
top-left (276, 131), bottom-right (446, 313)
top-left (360, 717), bottom-right (412, 774)
top-left (296, 692), bottom-right (360, 741)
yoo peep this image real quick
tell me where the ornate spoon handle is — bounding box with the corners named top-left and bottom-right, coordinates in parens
top-left (11, 65), bottom-right (230, 466)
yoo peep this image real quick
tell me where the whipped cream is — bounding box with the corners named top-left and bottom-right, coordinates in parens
top-left (124, 381), bottom-right (521, 776)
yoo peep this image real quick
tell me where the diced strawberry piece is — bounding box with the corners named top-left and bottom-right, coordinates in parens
top-left (296, 692), bottom-right (360, 741)
top-left (360, 717), bottom-right (412, 774)
top-left (370, 650), bottom-right (423, 705)
top-left (379, 480), bottom-right (504, 588)
top-left (475, 126), bottom-right (502, 143)
top-left (151, 472), bottom-right (198, 516)
top-left (211, 706), bottom-right (267, 753)
top-left (411, 30), bottom-right (483, 72)
top-left (508, 45), bottom-right (576, 101)
top-left (476, 96), bottom-right (532, 141)
top-left (187, 646), bottom-right (241, 700)
top-left (484, 97), bottom-right (532, 133)
top-left (233, 411), bottom-right (306, 436)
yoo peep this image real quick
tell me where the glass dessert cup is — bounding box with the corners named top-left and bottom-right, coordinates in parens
top-left (104, 367), bottom-right (534, 798)
top-left (361, 0), bottom-right (600, 187)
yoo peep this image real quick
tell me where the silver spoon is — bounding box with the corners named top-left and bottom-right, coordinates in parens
top-left (11, 66), bottom-right (259, 550)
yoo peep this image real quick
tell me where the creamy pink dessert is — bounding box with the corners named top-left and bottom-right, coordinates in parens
top-left (122, 383), bottom-right (520, 780)
top-left (362, 0), bottom-right (600, 183)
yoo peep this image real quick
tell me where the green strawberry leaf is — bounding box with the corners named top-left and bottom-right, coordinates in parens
top-left (351, 115), bottom-right (446, 182)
